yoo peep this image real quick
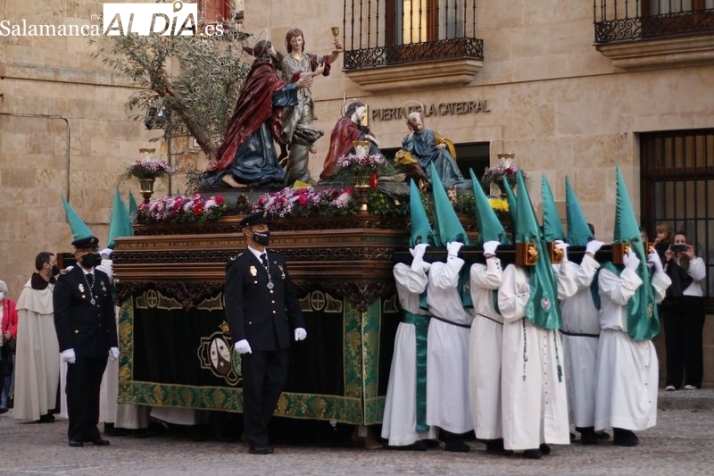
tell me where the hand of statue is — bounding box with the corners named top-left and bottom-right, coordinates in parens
top-left (314, 63), bottom-right (326, 76)
top-left (333, 39), bottom-right (343, 51)
top-left (436, 143), bottom-right (446, 150)
top-left (296, 75), bottom-right (314, 89)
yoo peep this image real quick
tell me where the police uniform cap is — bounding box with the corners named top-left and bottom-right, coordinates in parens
top-left (239, 211), bottom-right (271, 230)
top-left (72, 236), bottom-right (99, 250)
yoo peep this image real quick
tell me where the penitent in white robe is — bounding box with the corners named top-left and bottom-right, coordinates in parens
top-left (594, 265), bottom-right (671, 432)
top-left (468, 257), bottom-right (505, 441)
top-left (560, 253), bottom-right (600, 429)
top-left (13, 279), bottom-right (59, 421)
top-left (425, 256), bottom-right (473, 435)
top-left (498, 262), bottom-right (576, 451)
top-left (381, 262), bottom-right (438, 446)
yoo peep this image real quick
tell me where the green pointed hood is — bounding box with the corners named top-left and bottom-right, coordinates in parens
top-left (107, 188), bottom-right (134, 249)
top-left (470, 169), bottom-right (510, 245)
top-left (502, 175), bottom-right (518, 226)
top-left (128, 192), bottom-right (139, 217)
top-left (514, 171), bottom-right (561, 330)
top-left (565, 177), bottom-right (593, 247)
top-left (613, 165), bottom-right (660, 341)
top-left (61, 197), bottom-right (96, 242)
top-left (541, 174), bottom-right (566, 243)
top-left (430, 163), bottom-right (469, 246)
top-left (409, 180), bottom-right (437, 247)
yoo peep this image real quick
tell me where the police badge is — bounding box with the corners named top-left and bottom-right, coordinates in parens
top-left (250, 266), bottom-right (257, 276)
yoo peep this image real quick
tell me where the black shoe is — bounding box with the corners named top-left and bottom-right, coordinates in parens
top-left (486, 439), bottom-right (513, 456)
top-left (444, 439), bottom-right (470, 453)
top-left (595, 431), bottom-right (611, 440)
top-left (38, 413), bottom-right (55, 423)
top-left (68, 440), bottom-right (84, 447)
top-left (523, 448), bottom-right (542, 459)
top-left (576, 427), bottom-right (598, 445)
top-left (0, 408), bottom-right (8, 415)
top-left (423, 439), bottom-right (441, 448)
top-left (249, 445), bottom-right (274, 455)
top-left (87, 438), bottom-right (111, 446)
top-left (539, 443), bottom-right (551, 455)
top-left (570, 432), bottom-right (576, 442)
top-left (613, 428), bottom-right (639, 447)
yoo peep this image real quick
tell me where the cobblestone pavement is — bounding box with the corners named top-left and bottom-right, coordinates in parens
top-left (1, 389), bottom-right (713, 475)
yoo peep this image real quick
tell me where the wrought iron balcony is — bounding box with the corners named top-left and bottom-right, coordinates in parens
top-left (594, 0), bottom-right (714, 45)
top-left (343, 37), bottom-right (483, 70)
top-left (340, 0), bottom-right (483, 90)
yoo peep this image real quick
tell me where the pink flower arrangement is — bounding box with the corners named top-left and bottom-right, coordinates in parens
top-left (335, 154), bottom-right (387, 177)
top-left (253, 187), bottom-right (358, 218)
top-left (137, 194), bottom-right (227, 223)
top-left (123, 159), bottom-right (174, 180)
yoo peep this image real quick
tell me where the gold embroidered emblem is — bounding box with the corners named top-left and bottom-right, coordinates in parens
top-left (250, 265), bottom-right (257, 276)
top-left (278, 265), bottom-right (286, 279)
top-left (79, 283), bottom-right (85, 293)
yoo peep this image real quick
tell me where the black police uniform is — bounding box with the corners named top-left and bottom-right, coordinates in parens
top-left (224, 245), bottom-right (305, 450)
top-left (54, 263), bottom-right (118, 445)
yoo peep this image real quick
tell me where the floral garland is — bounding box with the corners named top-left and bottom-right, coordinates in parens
top-left (136, 194), bottom-right (227, 224)
top-left (253, 186), bottom-right (409, 218)
top-left (123, 159), bottom-right (173, 180)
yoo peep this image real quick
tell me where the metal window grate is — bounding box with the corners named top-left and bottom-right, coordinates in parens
top-left (641, 129), bottom-right (714, 310)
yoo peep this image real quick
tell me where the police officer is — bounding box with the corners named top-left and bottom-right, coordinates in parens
top-left (225, 211), bottom-right (306, 454)
top-left (54, 235), bottom-right (119, 447)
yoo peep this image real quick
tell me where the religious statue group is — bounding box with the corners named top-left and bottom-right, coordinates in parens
top-left (202, 28), bottom-right (469, 190)
top-left (381, 166), bottom-right (671, 457)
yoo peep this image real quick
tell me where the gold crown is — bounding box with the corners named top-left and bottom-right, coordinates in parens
top-left (219, 320), bottom-right (231, 335)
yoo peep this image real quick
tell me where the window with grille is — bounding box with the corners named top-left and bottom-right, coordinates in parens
top-left (640, 129), bottom-right (714, 310)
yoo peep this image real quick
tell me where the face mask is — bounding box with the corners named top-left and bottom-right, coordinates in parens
top-left (79, 253), bottom-right (101, 269)
top-left (252, 230), bottom-right (271, 246)
top-left (0, 292), bottom-right (4, 300)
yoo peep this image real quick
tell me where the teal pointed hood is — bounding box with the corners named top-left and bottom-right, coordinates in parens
top-left (61, 197), bottom-right (96, 243)
top-left (409, 180), bottom-right (437, 247)
top-left (541, 174), bottom-right (566, 243)
top-left (613, 165), bottom-right (660, 341)
top-left (430, 163), bottom-right (469, 246)
top-left (502, 175), bottom-right (518, 227)
top-left (128, 192), bottom-right (139, 217)
top-left (514, 171), bottom-right (561, 330)
top-left (565, 177), bottom-right (593, 247)
top-left (108, 188), bottom-right (133, 249)
top-left (470, 169), bottom-right (510, 245)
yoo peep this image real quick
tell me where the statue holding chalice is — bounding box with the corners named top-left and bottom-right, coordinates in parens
top-left (279, 27), bottom-right (343, 185)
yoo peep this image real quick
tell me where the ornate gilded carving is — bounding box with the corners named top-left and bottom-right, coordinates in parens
top-left (115, 281), bottom-right (222, 310)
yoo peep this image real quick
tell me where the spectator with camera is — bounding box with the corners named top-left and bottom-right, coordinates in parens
top-left (662, 231), bottom-right (706, 391)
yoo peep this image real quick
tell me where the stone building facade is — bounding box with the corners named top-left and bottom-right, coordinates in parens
top-left (1, 0), bottom-right (712, 383)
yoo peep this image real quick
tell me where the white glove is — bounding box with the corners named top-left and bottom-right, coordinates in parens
top-left (554, 239), bottom-right (569, 261)
top-left (586, 240), bottom-right (604, 255)
top-left (446, 241), bottom-right (463, 258)
top-left (234, 339), bottom-right (252, 354)
top-left (647, 251), bottom-right (664, 273)
top-left (109, 347), bottom-right (120, 361)
top-left (61, 348), bottom-right (76, 364)
top-left (294, 327), bottom-right (307, 342)
top-left (483, 240), bottom-right (500, 256)
top-left (409, 243), bottom-right (429, 261)
top-left (623, 250), bottom-right (640, 270)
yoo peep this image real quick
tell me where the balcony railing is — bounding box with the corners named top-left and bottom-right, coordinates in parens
top-left (341, 0), bottom-right (483, 71)
top-left (594, 1), bottom-right (714, 44)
